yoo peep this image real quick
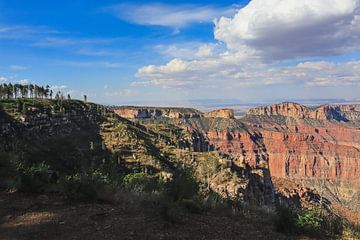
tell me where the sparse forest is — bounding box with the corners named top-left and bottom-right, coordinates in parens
top-left (0, 83), bottom-right (69, 100)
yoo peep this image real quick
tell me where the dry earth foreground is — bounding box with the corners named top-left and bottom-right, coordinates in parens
top-left (0, 99), bottom-right (360, 239)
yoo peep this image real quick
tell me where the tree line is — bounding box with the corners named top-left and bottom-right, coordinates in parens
top-left (0, 83), bottom-right (67, 100)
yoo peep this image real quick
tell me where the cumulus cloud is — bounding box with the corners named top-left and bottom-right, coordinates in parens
top-left (195, 44), bottom-right (216, 58)
top-left (136, 59), bottom-right (360, 88)
top-left (107, 3), bottom-right (238, 29)
top-left (0, 76), bottom-right (8, 82)
top-left (214, 0), bottom-right (360, 61)
top-left (135, 0), bottom-right (360, 90)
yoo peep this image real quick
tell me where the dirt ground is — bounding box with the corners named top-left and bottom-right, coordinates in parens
top-left (0, 191), bottom-right (315, 240)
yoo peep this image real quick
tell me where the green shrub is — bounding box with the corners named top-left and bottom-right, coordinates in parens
top-left (159, 169), bottom-right (202, 223)
top-left (162, 170), bottom-right (199, 202)
top-left (123, 172), bottom-right (158, 193)
top-left (296, 209), bottom-right (322, 234)
top-left (16, 162), bottom-right (51, 193)
top-left (61, 170), bottom-right (110, 202)
top-left (275, 204), bottom-right (345, 237)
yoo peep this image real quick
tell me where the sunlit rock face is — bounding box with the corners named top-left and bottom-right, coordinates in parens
top-left (244, 102), bottom-right (360, 186)
top-left (204, 109), bottom-right (235, 119)
top-left (113, 107), bottom-right (202, 119)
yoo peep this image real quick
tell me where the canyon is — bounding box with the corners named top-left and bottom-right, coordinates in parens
top-left (114, 102), bottom-right (360, 211)
top-left (1, 99), bottom-right (360, 239)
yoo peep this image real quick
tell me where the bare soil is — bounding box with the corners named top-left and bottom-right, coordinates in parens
top-left (0, 191), bottom-right (310, 240)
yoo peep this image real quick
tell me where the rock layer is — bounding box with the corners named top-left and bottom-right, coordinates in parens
top-left (247, 102), bottom-right (360, 122)
top-left (113, 106), bottom-right (202, 119)
top-left (204, 109), bottom-right (235, 119)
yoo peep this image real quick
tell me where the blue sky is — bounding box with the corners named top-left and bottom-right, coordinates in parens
top-left (1, 0), bottom-right (360, 105)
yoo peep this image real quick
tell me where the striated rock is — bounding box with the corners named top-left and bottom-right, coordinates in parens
top-left (205, 109), bottom-right (235, 119)
top-left (179, 103), bottom-right (360, 210)
top-left (246, 102), bottom-right (360, 121)
top-left (113, 106), bottom-right (202, 119)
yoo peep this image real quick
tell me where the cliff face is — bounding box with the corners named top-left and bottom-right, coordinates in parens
top-left (113, 106), bottom-right (202, 119)
top-left (242, 103), bottom-right (360, 209)
top-left (247, 102), bottom-right (360, 122)
top-left (114, 107), bottom-right (236, 120)
top-left (169, 102), bottom-right (359, 210)
top-left (113, 103), bottom-right (360, 210)
top-left (204, 109), bottom-right (235, 119)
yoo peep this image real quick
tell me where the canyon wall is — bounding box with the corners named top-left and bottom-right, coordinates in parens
top-left (111, 103), bottom-right (360, 209)
top-left (175, 103), bottom-right (360, 209)
top-left (113, 106), bottom-right (202, 119)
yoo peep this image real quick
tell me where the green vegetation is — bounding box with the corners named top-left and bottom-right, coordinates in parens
top-left (1, 83), bottom-right (53, 99)
top-left (274, 204), bottom-right (347, 237)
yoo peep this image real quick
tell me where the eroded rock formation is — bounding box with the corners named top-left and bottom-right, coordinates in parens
top-left (113, 106), bottom-right (202, 119)
top-left (204, 109), bottom-right (235, 119)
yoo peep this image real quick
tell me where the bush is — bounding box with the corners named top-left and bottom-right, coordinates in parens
top-left (275, 204), bottom-right (344, 237)
top-left (162, 170), bottom-right (199, 202)
top-left (159, 169), bottom-right (202, 223)
top-left (123, 172), bottom-right (158, 193)
top-left (297, 209), bottom-right (322, 234)
top-left (61, 170), bottom-right (110, 202)
top-left (16, 162), bottom-right (51, 193)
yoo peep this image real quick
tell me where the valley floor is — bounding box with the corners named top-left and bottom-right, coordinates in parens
top-left (0, 191), bottom-right (314, 240)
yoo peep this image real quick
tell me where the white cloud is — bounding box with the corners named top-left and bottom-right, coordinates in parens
top-left (10, 65), bottom-right (28, 71)
top-left (0, 24), bottom-right (118, 58)
top-left (136, 57), bottom-right (360, 88)
top-left (51, 85), bottom-right (67, 91)
top-left (59, 61), bottom-right (122, 69)
top-left (0, 76), bottom-right (8, 82)
top-left (104, 89), bottom-right (138, 97)
top-left (214, 0), bottom-right (360, 61)
top-left (18, 79), bottom-right (30, 85)
top-left (195, 44), bottom-right (215, 58)
top-left (155, 43), bottom-right (202, 60)
top-left (108, 3), bottom-right (239, 29)
top-left (135, 0), bottom-right (360, 90)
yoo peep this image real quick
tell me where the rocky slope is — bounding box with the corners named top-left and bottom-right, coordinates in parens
top-left (0, 100), bottom-right (274, 207)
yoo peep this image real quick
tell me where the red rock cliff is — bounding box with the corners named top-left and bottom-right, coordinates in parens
top-left (184, 103), bottom-right (360, 210)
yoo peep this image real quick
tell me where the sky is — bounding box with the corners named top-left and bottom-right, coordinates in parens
top-left (1, 0), bottom-right (360, 106)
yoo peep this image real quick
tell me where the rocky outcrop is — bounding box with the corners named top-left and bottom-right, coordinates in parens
top-left (205, 109), bottom-right (235, 119)
top-left (247, 102), bottom-right (360, 122)
top-left (113, 106), bottom-right (202, 119)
